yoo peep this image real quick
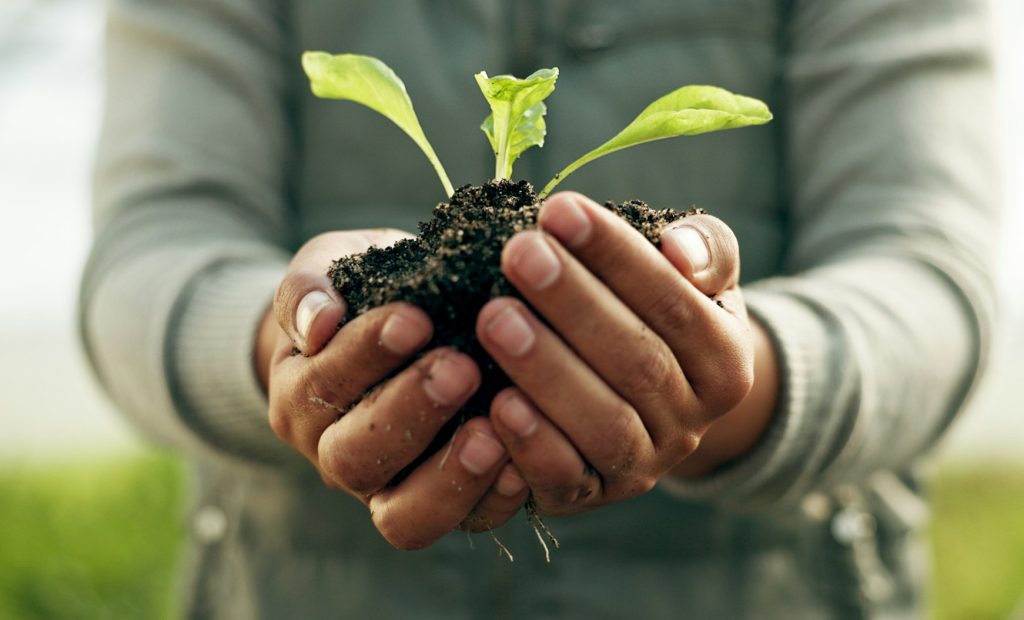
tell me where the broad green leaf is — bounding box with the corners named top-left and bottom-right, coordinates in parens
top-left (539, 85), bottom-right (772, 197)
top-left (302, 52), bottom-right (454, 196)
top-left (475, 68), bottom-right (558, 180)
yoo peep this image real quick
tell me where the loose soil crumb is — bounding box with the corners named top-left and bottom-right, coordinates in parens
top-left (329, 179), bottom-right (696, 441)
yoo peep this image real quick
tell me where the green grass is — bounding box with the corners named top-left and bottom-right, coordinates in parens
top-left (0, 454), bottom-right (185, 620)
top-left (929, 463), bottom-right (1024, 620)
top-left (0, 454), bottom-right (1021, 619)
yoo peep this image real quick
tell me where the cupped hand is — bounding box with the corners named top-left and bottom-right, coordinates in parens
top-left (258, 230), bottom-right (530, 549)
top-left (476, 193), bottom-right (757, 516)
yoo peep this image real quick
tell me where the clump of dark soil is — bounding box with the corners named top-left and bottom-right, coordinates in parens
top-left (329, 179), bottom-right (693, 421)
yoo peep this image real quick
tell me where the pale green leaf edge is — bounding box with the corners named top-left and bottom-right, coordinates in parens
top-left (302, 51), bottom-right (454, 197)
top-left (539, 85), bottom-right (773, 198)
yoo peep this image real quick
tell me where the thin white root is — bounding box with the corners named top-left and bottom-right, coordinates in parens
top-left (531, 521), bottom-right (552, 563)
top-left (526, 500), bottom-right (560, 563)
top-left (308, 395), bottom-right (345, 413)
top-left (438, 420), bottom-right (464, 470)
top-left (489, 529), bottom-right (514, 563)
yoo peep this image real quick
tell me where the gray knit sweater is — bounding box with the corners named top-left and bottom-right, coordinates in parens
top-left (81, 0), bottom-right (998, 617)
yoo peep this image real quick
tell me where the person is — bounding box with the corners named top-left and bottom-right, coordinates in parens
top-left (80, 0), bottom-right (999, 617)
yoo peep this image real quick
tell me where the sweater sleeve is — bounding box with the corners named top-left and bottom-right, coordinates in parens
top-left (80, 0), bottom-right (300, 466)
top-left (663, 0), bottom-right (999, 508)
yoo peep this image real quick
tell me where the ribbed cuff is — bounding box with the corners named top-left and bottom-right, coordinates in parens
top-left (171, 257), bottom-right (297, 466)
top-left (658, 284), bottom-right (835, 511)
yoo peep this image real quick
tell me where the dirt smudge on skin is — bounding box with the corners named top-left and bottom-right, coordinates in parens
top-left (331, 180), bottom-right (694, 479)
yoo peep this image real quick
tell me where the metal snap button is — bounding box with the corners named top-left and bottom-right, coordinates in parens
top-left (194, 505), bottom-right (228, 543)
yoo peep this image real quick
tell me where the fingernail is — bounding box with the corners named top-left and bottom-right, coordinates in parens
top-left (495, 467), bottom-right (527, 497)
top-left (497, 395), bottom-right (538, 438)
top-left (380, 312), bottom-right (429, 355)
top-left (663, 226), bottom-right (710, 273)
top-left (542, 197), bottom-right (592, 248)
top-left (423, 354), bottom-right (476, 406)
top-left (295, 290), bottom-right (333, 344)
top-left (510, 233), bottom-right (561, 290)
top-left (459, 431), bottom-right (505, 475)
top-left (486, 306), bottom-right (535, 357)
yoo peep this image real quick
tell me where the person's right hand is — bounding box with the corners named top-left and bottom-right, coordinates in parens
top-left (256, 230), bottom-right (530, 549)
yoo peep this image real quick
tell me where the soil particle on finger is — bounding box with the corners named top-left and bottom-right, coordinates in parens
top-left (329, 179), bottom-right (689, 425)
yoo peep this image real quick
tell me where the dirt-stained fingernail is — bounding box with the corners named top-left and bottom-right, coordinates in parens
top-left (423, 354), bottom-right (477, 405)
top-left (663, 226), bottom-right (710, 273)
top-left (459, 431), bottom-right (505, 475)
top-left (295, 290), bottom-right (332, 344)
top-left (495, 466), bottom-right (527, 497)
top-left (380, 311), bottom-right (430, 355)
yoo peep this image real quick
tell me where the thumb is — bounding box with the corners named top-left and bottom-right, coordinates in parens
top-left (659, 214), bottom-right (740, 296)
top-left (274, 229), bottom-right (411, 355)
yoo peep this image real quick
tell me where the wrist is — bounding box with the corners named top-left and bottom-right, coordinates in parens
top-left (254, 303), bottom-right (281, 394)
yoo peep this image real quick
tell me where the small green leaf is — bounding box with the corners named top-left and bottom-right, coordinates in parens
top-left (302, 52), bottom-right (454, 196)
top-left (475, 68), bottom-right (558, 180)
top-left (480, 102), bottom-right (548, 166)
top-left (540, 85), bottom-right (772, 198)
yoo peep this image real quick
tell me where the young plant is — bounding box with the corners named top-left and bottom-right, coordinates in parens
top-left (301, 52), bottom-right (773, 559)
top-left (301, 52), bottom-right (772, 196)
top-left (475, 68), bottom-right (558, 181)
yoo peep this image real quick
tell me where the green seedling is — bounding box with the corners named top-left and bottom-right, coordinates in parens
top-left (301, 52), bottom-right (772, 198)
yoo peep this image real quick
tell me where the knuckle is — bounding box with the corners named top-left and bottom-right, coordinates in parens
top-left (635, 475), bottom-right (658, 496)
top-left (704, 342), bottom-right (755, 414)
top-left (303, 365), bottom-right (359, 414)
top-left (622, 338), bottom-right (679, 401)
top-left (534, 476), bottom-right (600, 515)
top-left (676, 430), bottom-right (702, 458)
top-left (319, 441), bottom-right (379, 496)
top-left (644, 286), bottom-right (695, 340)
top-left (268, 406), bottom-right (292, 442)
top-left (655, 428), bottom-right (702, 465)
top-left (373, 510), bottom-right (430, 551)
top-left (596, 405), bottom-right (643, 471)
top-left (608, 474), bottom-right (657, 502)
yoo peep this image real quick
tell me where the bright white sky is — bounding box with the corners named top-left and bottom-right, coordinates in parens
top-left (0, 0), bottom-right (1020, 459)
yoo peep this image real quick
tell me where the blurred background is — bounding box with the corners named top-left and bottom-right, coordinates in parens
top-left (0, 1), bottom-right (1021, 618)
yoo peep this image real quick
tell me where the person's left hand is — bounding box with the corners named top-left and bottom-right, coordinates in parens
top-left (475, 192), bottom-right (754, 516)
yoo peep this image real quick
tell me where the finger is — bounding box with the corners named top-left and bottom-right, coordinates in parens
top-left (459, 463), bottom-right (530, 533)
top-left (537, 192), bottom-right (751, 412)
top-left (274, 229), bottom-right (411, 354)
top-left (369, 417), bottom-right (508, 550)
top-left (318, 348), bottom-right (481, 495)
top-left (499, 229), bottom-right (700, 447)
top-left (659, 213), bottom-right (740, 297)
top-left (268, 302), bottom-right (432, 463)
top-left (476, 298), bottom-right (657, 489)
top-left (489, 388), bottom-right (609, 514)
